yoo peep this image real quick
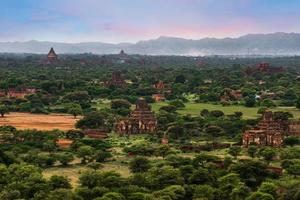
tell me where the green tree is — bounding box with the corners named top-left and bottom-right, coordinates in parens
top-left (193, 184), bottom-right (215, 200)
top-left (284, 136), bottom-right (300, 147)
top-left (247, 145), bottom-right (258, 158)
top-left (129, 156), bottom-right (151, 173)
top-left (68, 105), bottom-right (83, 119)
top-left (246, 192), bottom-right (274, 200)
top-left (78, 145), bottom-right (95, 164)
top-left (286, 164), bottom-right (300, 178)
top-left (296, 97), bottom-right (300, 110)
top-left (258, 182), bottom-right (277, 198)
top-left (228, 146), bottom-right (242, 159)
top-left (111, 99), bottom-right (131, 110)
top-left (55, 152), bottom-right (74, 166)
top-left (0, 105), bottom-right (9, 117)
top-left (259, 148), bottom-right (277, 164)
top-left (49, 175), bottom-right (72, 190)
top-left (76, 111), bottom-right (106, 129)
top-left (245, 96), bottom-right (256, 107)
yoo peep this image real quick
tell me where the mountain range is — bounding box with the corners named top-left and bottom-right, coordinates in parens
top-left (1, 32), bottom-right (300, 56)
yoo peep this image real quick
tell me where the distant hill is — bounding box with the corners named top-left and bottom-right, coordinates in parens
top-left (1, 32), bottom-right (300, 56)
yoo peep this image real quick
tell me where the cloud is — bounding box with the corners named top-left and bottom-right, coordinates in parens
top-left (0, 0), bottom-right (300, 42)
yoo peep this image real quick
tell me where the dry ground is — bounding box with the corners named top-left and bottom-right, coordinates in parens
top-left (0, 112), bottom-right (80, 131)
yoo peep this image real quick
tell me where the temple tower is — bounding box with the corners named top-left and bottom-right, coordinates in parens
top-left (47, 47), bottom-right (58, 61)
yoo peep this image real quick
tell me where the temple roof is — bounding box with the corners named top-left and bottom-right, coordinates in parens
top-left (48, 47), bottom-right (57, 58)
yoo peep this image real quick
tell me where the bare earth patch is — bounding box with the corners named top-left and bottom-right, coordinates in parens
top-left (0, 112), bottom-right (80, 131)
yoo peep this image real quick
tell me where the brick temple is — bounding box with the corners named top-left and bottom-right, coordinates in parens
top-left (245, 63), bottom-right (285, 76)
top-left (220, 89), bottom-right (243, 102)
top-left (47, 47), bottom-right (58, 61)
top-left (152, 80), bottom-right (171, 102)
top-left (105, 71), bottom-right (126, 88)
top-left (117, 97), bottom-right (157, 134)
top-left (243, 111), bottom-right (300, 147)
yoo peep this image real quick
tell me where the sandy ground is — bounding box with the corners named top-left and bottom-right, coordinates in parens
top-left (0, 112), bottom-right (81, 131)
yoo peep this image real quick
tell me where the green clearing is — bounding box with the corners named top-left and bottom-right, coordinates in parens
top-left (94, 100), bottom-right (300, 119)
top-left (43, 162), bottom-right (131, 187)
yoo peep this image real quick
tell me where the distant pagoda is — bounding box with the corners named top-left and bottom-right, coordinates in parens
top-left (117, 97), bottom-right (157, 134)
top-left (105, 71), bottom-right (126, 88)
top-left (47, 47), bottom-right (58, 61)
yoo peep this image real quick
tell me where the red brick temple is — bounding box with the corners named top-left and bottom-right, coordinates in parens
top-left (245, 63), bottom-right (285, 76)
top-left (220, 89), bottom-right (243, 102)
top-left (47, 47), bottom-right (58, 61)
top-left (152, 80), bottom-right (171, 102)
top-left (117, 97), bottom-right (157, 134)
top-left (153, 80), bottom-right (165, 90)
top-left (243, 111), bottom-right (300, 147)
top-left (105, 71), bottom-right (126, 88)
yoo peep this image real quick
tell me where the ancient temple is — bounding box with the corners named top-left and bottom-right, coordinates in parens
top-left (153, 80), bottom-right (165, 90)
top-left (243, 111), bottom-right (300, 147)
top-left (152, 80), bottom-right (171, 102)
top-left (245, 63), bottom-right (285, 76)
top-left (105, 71), bottom-right (126, 88)
top-left (117, 97), bottom-right (157, 134)
top-left (220, 89), bottom-right (243, 102)
top-left (47, 47), bottom-right (58, 61)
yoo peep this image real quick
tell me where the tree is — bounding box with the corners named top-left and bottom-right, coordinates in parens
top-left (129, 156), bottom-right (151, 173)
top-left (169, 100), bottom-right (185, 109)
top-left (247, 145), bottom-right (258, 158)
top-left (76, 111), bottom-right (106, 129)
top-left (259, 148), bottom-right (276, 164)
top-left (258, 182), bottom-right (277, 198)
top-left (111, 99), bottom-right (131, 110)
top-left (159, 105), bottom-right (177, 113)
top-left (200, 109), bottom-right (210, 118)
top-left (78, 145), bottom-right (95, 164)
top-left (0, 105), bottom-right (9, 117)
top-left (154, 145), bottom-right (173, 159)
top-left (63, 91), bottom-right (91, 109)
top-left (95, 150), bottom-right (112, 162)
top-left (86, 162), bottom-right (103, 170)
top-left (45, 189), bottom-right (75, 200)
top-left (210, 110), bottom-right (224, 118)
top-left (205, 125), bottom-right (223, 143)
top-left (189, 168), bottom-right (214, 185)
top-left (286, 164), bottom-right (300, 178)
top-left (68, 105), bottom-right (83, 119)
top-left (273, 111), bottom-right (293, 120)
top-left (246, 192), bottom-right (274, 200)
top-left (55, 152), bottom-right (74, 166)
top-left (228, 146), bottom-right (242, 159)
top-left (296, 97), bottom-right (300, 110)
top-left (49, 175), bottom-right (72, 190)
top-left (245, 96), bottom-right (256, 107)
top-left (101, 192), bottom-right (125, 200)
top-left (193, 153), bottom-right (219, 168)
top-left (175, 75), bottom-right (186, 83)
top-left (284, 136), bottom-right (300, 147)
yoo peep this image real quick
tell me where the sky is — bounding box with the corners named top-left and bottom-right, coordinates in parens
top-left (0, 0), bottom-right (299, 43)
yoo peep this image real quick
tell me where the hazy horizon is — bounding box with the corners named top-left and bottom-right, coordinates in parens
top-left (0, 32), bottom-right (298, 44)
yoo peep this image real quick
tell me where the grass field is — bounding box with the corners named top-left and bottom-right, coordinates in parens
top-left (95, 100), bottom-right (300, 119)
top-left (0, 112), bottom-right (80, 130)
top-left (152, 102), bottom-right (300, 119)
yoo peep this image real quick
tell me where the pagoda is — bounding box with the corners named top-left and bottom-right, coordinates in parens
top-left (105, 71), bottom-right (126, 88)
top-left (47, 47), bottom-right (58, 61)
top-left (117, 97), bottom-right (157, 134)
top-left (243, 111), bottom-right (300, 147)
